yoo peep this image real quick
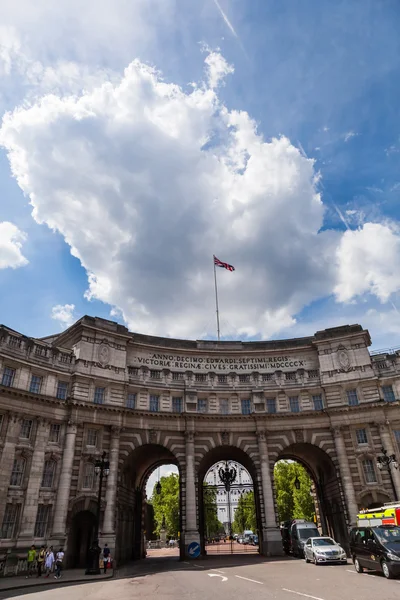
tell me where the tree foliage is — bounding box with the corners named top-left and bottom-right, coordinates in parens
top-left (274, 461), bottom-right (315, 523)
top-left (203, 483), bottom-right (224, 537)
top-left (232, 491), bottom-right (257, 533)
top-left (150, 473), bottom-right (180, 538)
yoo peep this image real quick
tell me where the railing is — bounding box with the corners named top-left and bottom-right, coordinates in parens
top-left (371, 345), bottom-right (400, 356)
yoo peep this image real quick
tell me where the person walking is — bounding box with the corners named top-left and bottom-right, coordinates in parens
top-left (26, 545), bottom-right (36, 579)
top-left (54, 548), bottom-right (64, 579)
top-left (45, 546), bottom-right (54, 577)
top-left (37, 546), bottom-right (46, 577)
top-left (103, 543), bottom-right (110, 573)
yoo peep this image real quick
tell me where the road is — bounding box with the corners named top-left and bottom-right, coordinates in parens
top-left (2, 555), bottom-right (400, 600)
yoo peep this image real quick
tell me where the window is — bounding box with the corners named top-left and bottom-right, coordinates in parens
top-left (289, 396), bottom-right (300, 413)
top-left (172, 397), bottom-right (183, 413)
top-left (8, 335), bottom-right (21, 349)
top-left (172, 372), bottom-right (184, 381)
top-left (34, 505), bottom-right (51, 538)
top-left (312, 395), bottom-right (324, 411)
top-left (34, 345), bottom-right (47, 357)
top-left (1, 504), bottom-right (20, 539)
top-left (128, 366), bottom-right (138, 376)
top-left (308, 370), bottom-right (319, 379)
top-left (195, 374), bottom-right (206, 383)
top-left (29, 375), bottom-right (42, 394)
top-left (362, 459), bottom-right (377, 484)
top-left (150, 395), bottom-right (160, 412)
top-left (347, 389), bottom-right (359, 406)
top-left (10, 458), bottom-right (25, 486)
top-left (197, 399), bottom-right (207, 413)
top-left (286, 372), bottom-right (296, 381)
top-left (220, 398), bottom-right (229, 414)
top-left (356, 428), bottom-right (368, 445)
top-left (262, 373), bottom-right (272, 382)
top-left (94, 387), bottom-right (105, 404)
top-left (241, 399), bottom-right (251, 415)
top-left (266, 398), bottom-right (277, 414)
top-left (20, 419), bottom-right (33, 439)
top-left (49, 424), bottom-right (61, 443)
top-left (382, 385), bottom-right (396, 403)
top-left (218, 375), bottom-right (227, 384)
top-left (83, 463), bottom-right (95, 489)
top-left (394, 430), bottom-right (400, 449)
top-left (150, 370), bottom-right (161, 380)
top-left (41, 460), bottom-right (56, 488)
top-left (86, 428), bottom-right (98, 447)
top-left (56, 381), bottom-right (68, 400)
top-left (126, 393), bottom-right (136, 409)
top-left (239, 375), bottom-right (250, 383)
top-left (1, 367), bottom-right (15, 387)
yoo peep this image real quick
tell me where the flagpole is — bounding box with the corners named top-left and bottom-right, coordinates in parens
top-left (213, 256), bottom-right (221, 342)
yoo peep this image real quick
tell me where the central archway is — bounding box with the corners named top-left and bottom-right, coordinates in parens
top-left (197, 445), bottom-right (263, 557)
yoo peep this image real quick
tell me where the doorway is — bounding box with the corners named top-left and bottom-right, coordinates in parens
top-left (68, 510), bottom-right (96, 568)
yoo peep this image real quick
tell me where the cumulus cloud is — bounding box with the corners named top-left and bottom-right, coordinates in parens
top-left (0, 221), bottom-right (28, 269)
top-left (204, 51), bottom-right (234, 89)
top-left (51, 304), bottom-right (76, 329)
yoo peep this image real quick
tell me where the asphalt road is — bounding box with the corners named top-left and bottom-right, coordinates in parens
top-left (2, 555), bottom-right (400, 600)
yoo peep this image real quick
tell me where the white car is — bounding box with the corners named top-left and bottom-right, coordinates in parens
top-left (304, 537), bottom-right (347, 565)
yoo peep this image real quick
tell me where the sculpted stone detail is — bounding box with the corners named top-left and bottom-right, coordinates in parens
top-left (221, 431), bottom-right (230, 445)
top-left (148, 430), bottom-right (158, 444)
top-left (294, 429), bottom-right (304, 443)
top-left (337, 345), bottom-right (353, 372)
top-left (185, 431), bottom-right (195, 443)
top-left (98, 343), bottom-right (111, 366)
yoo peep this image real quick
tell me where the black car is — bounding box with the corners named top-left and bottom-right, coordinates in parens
top-left (349, 525), bottom-right (400, 579)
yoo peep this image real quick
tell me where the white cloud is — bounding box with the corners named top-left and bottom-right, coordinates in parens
top-left (335, 222), bottom-right (400, 302)
top-left (344, 130), bottom-right (357, 142)
top-left (204, 51), bottom-right (234, 89)
top-left (0, 221), bottom-right (28, 269)
top-left (146, 465), bottom-right (179, 498)
top-left (51, 304), bottom-right (76, 329)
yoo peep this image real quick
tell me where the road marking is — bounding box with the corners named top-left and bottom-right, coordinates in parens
top-left (235, 575), bottom-right (263, 585)
top-left (211, 569), bottom-right (225, 574)
top-left (194, 564), bottom-right (205, 568)
top-left (282, 589), bottom-right (325, 600)
top-left (208, 573), bottom-right (228, 582)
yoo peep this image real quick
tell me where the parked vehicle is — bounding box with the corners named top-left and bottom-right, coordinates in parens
top-left (290, 520), bottom-right (320, 557)
top-left (357, 503), bottom-right (400, 527)
top-left (350, 525), bottom-right (400, 579)
top-left (304, 537), bottom-right (347, 565)
top-left (250, 535), bottom-right (259, 546)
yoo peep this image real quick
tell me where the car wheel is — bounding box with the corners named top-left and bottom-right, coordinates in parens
top-left (313, 554), bottom-right (319, 566)
top-left (381, 560), bottom-right (394, 579)
top-left (354, 558), bottom-right (364, 574)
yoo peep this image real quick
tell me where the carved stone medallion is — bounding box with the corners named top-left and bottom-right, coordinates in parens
top-left (98, 343), bottom-right (110, 366)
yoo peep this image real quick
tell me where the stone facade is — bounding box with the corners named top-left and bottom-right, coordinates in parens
top-left (0, 317), bottom-right (399, 566)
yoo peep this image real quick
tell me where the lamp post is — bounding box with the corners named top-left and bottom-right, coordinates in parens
top-left (377, 447), bottom-right (398, 501)
top-left (294, 476), bottom-right (300, 490)
top-left (86, 451), bottom-right (110, 575)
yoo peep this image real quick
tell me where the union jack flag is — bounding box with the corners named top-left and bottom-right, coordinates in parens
top-left (214, 255), bottom-right (235, 272)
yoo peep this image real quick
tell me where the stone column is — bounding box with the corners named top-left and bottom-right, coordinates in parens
top-left (100, 427), bottom-right (120, 561)
top-left (332, 426), bottom-right (358, 526)
top-left (18, 420), bottom-right (49, 541)
top-left (0, 416), bottom-right (21, 529)
top-left (51, 421), bottom-right (77, 539)
top-left (379, 422), bottom-right (400, 500)
top-left (257, 430), bottom-right (283, 556)
top-left (184, 431), bottom-right (199, 553)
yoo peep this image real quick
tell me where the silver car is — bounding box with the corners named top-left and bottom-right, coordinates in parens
top-left (304, 537), bottom-right (347, 565)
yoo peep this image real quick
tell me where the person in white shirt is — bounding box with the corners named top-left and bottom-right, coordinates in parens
top-left (54, 548), bottom-right (64, 579)
top-left (45, 546), bottom-right (54, 578)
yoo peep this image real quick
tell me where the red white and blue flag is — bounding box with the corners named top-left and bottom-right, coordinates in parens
top-left (214, 255), bottom-right (235, 272)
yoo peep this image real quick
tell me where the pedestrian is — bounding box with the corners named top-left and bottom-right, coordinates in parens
top-left (26, 545), bottom-right (36, 579)
top-left (103, 543), bottom-right (110, 574)
top-left (45, 546), bottom-right (54, 577)
top-left (54, 548), bottom-right (64, 579)
top-left (37, 545), bottom-right (46, 577)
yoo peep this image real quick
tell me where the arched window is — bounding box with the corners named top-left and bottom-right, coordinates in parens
top-left (10, 458), bottom-right (26, 486)
top-left (41, 460), bottom-right (56, 488)
top-left (83, 463), bottom-right (95, 489)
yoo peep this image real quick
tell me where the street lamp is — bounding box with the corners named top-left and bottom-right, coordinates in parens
top-left (377, 447), bottom-right (398, 501)
top-left (294, 476), bottom-right (300, 490)
top-left (156, 466), bottom-right (162, 495)
top-left (86, 451), bottom-right (110, 575)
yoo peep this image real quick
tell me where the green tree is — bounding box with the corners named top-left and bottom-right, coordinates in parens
top-left (203, 484), bottom-right (224, 537)
top-left (274, 461), bottom-right (315, 523)
top-left (150, 473), bottom-right (180, 538)
top-left (233, 491), bottom-right (257, 533)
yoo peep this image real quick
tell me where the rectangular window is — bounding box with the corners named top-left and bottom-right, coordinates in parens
top-left (150, 370), bottom-right (161, 380)
top-left (128, 366), bottom-right (138, 376)
top-left (241, 399), bottom-right (251, 415)
top-left (218, 375), bottom-right (227, 384)
top-left (20, 419), bottom-right (33, 440)
top-left (195, 374), bottom-right (206, 383)
top-left (10, 458), bottom-right (25, 486)
top-left (1, 503), bottom-right (20, 539)
top-left (172, 372), bottom-right (184, 381)
top-left (285, 372), bottom-right (296, 381)
top-left (1, 367), bottom-right (16, 387)
top-left (86, 428), bottom-right (98, 447)
top-left (220, 399), bottom-right (229, 414)
top-left (34, 505), bottom-right (51, 538)
top-left (94, 387), bottom-right (105, 404)
top-left (83, 463), bottom-right (94, 489)
top-left (289, 396), bottom-right (300, 413)
top-left (197, 399), bottom-right (207, 413)
top-left (363, 459), bottom-right (377, 483)
top-left (312, 394), bottom-right (324, 411)
top-left (266, 398), bottom-right (277, 414)
top-left (41, 461), bottom-right (55, 488)
top-left (347, 389), bottom-right (359, 406)
top-left (308, 370), bottom-right (319, 379)
top-left (382, 385), bottom-right (396, 403)
top-left (150, 395), bottom-right (160, 412)
top-left (56, 381), bottom-right (68, 400)
top-left (8, 335), bottom-right (21, 349)
top-left (356, 428), bottom-right (368, 445)
top-left (49, 424), bottom-right (61, 443)
top-left (262, 373), bottom-right (273, 382)
top-left (126, 393), bottom-right (136, 409)
top-left (172, 397), bottom-right (183, 413)
top-left (239, 375), bottom-right (250, 383)
top-left (29, 375), bottom-right (42, 394)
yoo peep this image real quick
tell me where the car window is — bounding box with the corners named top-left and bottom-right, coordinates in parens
top-left (374, 527), bottom-right (400, 544)
top-left (306, 538), bottom-right (311, 546)
top-left (354, 529), bottom-right (366, 544)
top-left (312, 538), bottom-right (335, 546)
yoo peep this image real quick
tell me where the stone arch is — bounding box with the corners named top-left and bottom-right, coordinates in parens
top-left (357, 487), bottom-right (392, 509)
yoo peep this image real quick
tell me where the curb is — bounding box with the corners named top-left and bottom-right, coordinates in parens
top-left (0, 571), bottom-right (114, 593)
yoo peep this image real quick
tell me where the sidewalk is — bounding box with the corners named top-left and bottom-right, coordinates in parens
top-left (0, 569), bottom-right (114, 592)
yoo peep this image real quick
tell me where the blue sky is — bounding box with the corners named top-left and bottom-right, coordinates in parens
top-left (0, 0), bottom-right (400, 349)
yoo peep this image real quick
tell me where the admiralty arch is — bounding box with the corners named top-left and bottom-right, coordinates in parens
top-left (0, 316), bottom-right (400, 566)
